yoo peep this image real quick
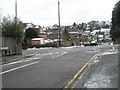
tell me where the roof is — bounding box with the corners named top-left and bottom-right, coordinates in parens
top-left (92, 29), bottom-right (110, 33)
top-left (99, 35), bottom-right (103, 37)
top-left (69, 31), bottom-right (79, 34)
top-left (35, 26), bottom-right (39, 28)
top-left (32, 38), bottom-right (44, 40)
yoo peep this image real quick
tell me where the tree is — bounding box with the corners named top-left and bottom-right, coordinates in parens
top-left (110, 1), bottom-right (120, 42)
top-left (25, 28), bottom-right (39, 38)
top-left (62, 27), bottom-right (70, 46)
top-left (73, 22), bottom-right (76, 28)
top-left (81, 23), bottom-right (86, 31)
top-left (0, 13), bottom-right (2, 37)
top-left (2, 16), bottom-right (24, 41)
top-left (24, 28), bottom-right (39, 47)
top-left (62, 27), bottom-right (70, 41)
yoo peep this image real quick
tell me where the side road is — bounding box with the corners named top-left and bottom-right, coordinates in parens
top-left (0, 54), bottom-right (35, 64)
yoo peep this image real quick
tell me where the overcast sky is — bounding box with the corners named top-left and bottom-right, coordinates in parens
top-left (0, 0), bottom-right (118, 26)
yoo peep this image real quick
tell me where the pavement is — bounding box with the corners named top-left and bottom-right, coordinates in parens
top-left (0, 47), bottom-right (58, 64)
top-left (0, 54), bottom-right (35, 64)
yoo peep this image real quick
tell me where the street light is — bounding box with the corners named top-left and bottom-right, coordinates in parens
top-left (58, 1), bottom-right (61, 47)
top-left (15, 0), bottom-right (18, 54)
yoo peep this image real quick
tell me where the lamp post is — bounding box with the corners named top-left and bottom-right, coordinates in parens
top-left (15, 0), bottom-right (18, 54)
top-left (58, 1), bottom-right (61, 47)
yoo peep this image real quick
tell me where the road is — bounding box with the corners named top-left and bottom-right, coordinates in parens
top-left (82, 53), bottom-right (118, 88)
top-left (1, 44), bottom-right (118, 88)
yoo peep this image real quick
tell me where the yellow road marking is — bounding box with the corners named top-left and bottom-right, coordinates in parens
top-left (63, 54), bottom-right (100, 89)
top-left (71, 63), bottom-right (92, 88)
top-left (64, 62), bottom-right (89, 89)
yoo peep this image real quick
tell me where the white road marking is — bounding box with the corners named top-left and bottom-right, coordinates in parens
top-left (2, 58), bottom-right (39, 67)
top-left (2, 52), bottom-right (60, 67)
top-left (0, 61), bottom-right (39, 75)
top-left (42, 53), bottom-right (53, 55)
top-left (102, 52), bottom-right (118, 55)
top-left (52, 52), bottom-right (68, 58)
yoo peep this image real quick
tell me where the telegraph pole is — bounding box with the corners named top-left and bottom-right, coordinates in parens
top-left (58, 1), bottom-right (61, 47)
top-left (15, 0), bottom-right (18, 54)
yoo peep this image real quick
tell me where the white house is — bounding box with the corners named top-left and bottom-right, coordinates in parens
top-left (31, 38), bottom-right (55, 46)
top-left (31, 38), bottom-right (45, 45)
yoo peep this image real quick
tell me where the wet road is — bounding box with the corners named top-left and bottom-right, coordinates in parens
top-left (2, 44), bottom-right (118, 88)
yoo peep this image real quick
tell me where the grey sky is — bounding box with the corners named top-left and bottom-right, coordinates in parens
top-left (0, 0), bottom-right (118, 26)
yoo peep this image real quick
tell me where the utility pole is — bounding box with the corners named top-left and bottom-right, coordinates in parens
top-left (15, 0), bottom-right (18, 55)
top-left (58, 1), bottom-right (61, 47)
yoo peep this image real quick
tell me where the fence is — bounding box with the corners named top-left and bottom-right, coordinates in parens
top-left (0, 37), bottom-right (16, 56)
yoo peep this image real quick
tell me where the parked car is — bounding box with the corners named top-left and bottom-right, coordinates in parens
top-left (90, 41), bottom-right (97, 46)
top-left (83, 42), bottom-right (90, 46)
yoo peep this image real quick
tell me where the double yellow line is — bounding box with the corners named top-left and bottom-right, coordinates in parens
top-left (63, 53), bottom-right (100, 89)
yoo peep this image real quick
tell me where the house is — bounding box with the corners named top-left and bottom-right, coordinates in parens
top-left (47, 30), bottom-right (60, 40)
top-left (31, 37), bottom-right (55, 46)
top-left (90, 28), bottom-right (112, 42)
top-left (23, 23), bottom-right (35, 29)
top-left (35, 25), bottom-right (47, 38)
top-left (67, 29), bottom-right (81, 45)
top-left (31, 38), bottom-right (45, 46)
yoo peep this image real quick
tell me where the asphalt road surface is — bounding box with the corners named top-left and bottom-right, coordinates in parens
top-left (1, 44), bottom-right (118, 88)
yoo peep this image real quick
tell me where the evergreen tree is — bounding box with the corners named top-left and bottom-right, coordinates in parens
top-left (110, 1), bottom-right (120, 42)
top-left (24, 28), bottom-right (39, 47)
top-left (62, 27), bottom-right (70, 41)
top-left (25, 28), bottom-right (38, 39)
top-left (62, 27), bottom-right (70, 46)
top-left (73, 22), bottom-right (76, 28)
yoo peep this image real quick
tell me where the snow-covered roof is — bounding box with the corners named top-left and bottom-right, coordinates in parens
top-left (99, 35), bottom-right (103, 38)
top-left (85, 30), bottom-right (90, 33)
top-left (91, 29), bottom-right (110, 35)
top-left (69, 31), bottom-right (79, 34)
top-left (32, 38), bottom-right (44, 40)
top-left (92, 30), bottom-right (100, 33)
top-left (101, 28), bottom-right (110, 32)
top-left (35, 26), bottom-right (39, 28)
